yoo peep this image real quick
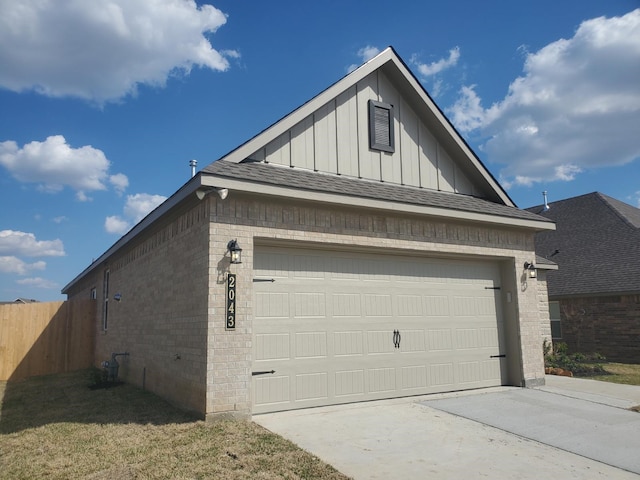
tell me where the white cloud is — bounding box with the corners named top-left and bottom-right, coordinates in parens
top-left (109, 173), bottom-right (129, 195)
top-left (450, 9), bottom-right (640, 186)
top-left (0, 256), bottom-right (46, 275)
top-left (0, 230), bottom-right (65, 257)
top-left (16, 277), bottom-right (59, 289)
top-left (0, 0), bottom-right (235, 103)
top-left (347, 45), bottom-right (381, 72)
top-left (448, 85), bottom-right (485, 133)
top-left (412, 47), bottom-right (460, 77)
top-left (52, 216), bottom-right (68, 224)
top-left (105, 193), bottom-right (167, 235)
top-left (105, 216), bottom-right (131, 235)
top-left (0, 135), bottom-right (128, 198)
top-left (125, 193), bottom-right (167, 222)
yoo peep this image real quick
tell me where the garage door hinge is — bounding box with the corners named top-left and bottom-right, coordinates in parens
top-left (484, 286), bottom-right (501, 290)
top-left (253, 278), bottom-right (276, 283)
top-left (252, 370), bottom-right (276, 376)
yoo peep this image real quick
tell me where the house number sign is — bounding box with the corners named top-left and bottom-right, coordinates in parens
top-left (226, 273), bottom-right (236, 330)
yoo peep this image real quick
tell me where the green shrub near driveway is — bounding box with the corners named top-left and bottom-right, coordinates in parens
top-left (543, 340), bottom-right (607, 376)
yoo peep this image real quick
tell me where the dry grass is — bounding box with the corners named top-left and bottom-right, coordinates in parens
top-left (590, 363), bottom-right (640, 386)
top-left (0, 371), bottom-right (350, 479)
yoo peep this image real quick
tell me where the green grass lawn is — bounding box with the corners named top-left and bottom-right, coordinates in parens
top-left (0, 370), bottom-right (350, 479)
top-left (589, 362), bottom-right (640, 386)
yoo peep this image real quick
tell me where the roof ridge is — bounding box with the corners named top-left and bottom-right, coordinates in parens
top-left (595, 192), bottom-right (640, 229)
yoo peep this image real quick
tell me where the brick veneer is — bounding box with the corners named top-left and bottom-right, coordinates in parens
top-left (556, 294), bottom-right (640, 363)
top-left (66, 191), bottom-right (548, 419)
top-left (205, 193), bottom-right (547, 419)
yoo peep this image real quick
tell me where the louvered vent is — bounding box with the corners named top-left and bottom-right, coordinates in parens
top-left (368, 100), bottom-right (395, 153)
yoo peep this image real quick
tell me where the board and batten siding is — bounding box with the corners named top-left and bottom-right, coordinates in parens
top-left (249, 70), bottom-right (478, 195)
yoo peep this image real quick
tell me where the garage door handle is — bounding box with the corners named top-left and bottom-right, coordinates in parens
top-left (490, 354), bottom-right (506, 358)
top-left (252, 370), bottom-right (276, 376)
top-left (393, 330), bottom-right (401, 349)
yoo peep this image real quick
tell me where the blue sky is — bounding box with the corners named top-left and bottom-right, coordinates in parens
top-left (1, 0), bottom-right (638, 301)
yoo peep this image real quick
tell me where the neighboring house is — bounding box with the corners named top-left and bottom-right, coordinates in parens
top-left (0, 298), bottom-right (39, 305)
top-left (528, 192), bottom-right (640, 363)
top-left (62, 47), bottom-right (554, 420)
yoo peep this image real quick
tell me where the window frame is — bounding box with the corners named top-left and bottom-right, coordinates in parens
top-left (368, 99), bottom-right (395, 153)
top-left (102, 269), bottom-right (110, 331)
top-left (549, 301), bottom-right (562, 340)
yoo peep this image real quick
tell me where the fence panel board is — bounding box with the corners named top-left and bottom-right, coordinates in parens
top-left (0, 300), bottom-right (96, 381)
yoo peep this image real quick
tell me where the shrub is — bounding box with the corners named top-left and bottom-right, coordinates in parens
top-left (543, 340), bottom-right (608, 376)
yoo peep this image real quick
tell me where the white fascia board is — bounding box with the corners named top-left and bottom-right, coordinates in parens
top-left (537, 264), bottom-right (559, 271)
top-left (200, 175), bottom-right (555, 232)
top-left (219, 48), bottom-right (397, 165)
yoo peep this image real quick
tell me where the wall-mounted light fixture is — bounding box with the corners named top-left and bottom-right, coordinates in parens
top-left (114, 293), bottom-right (122, 302)
top-left (195, 187), bottom-right (229, 201)
top-left (227, 239), bottom-right (243, 264)
top-left (524, 261), bottom-right (537, 279)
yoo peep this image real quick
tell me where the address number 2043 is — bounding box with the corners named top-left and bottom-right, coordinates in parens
top-left (226, 273), bottom-right (236, 330)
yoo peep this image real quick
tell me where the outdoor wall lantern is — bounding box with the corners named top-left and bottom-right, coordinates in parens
top-left (524, 261), bottom-right (537, 279)
top-left (227, 239), bottom-right (243, 264)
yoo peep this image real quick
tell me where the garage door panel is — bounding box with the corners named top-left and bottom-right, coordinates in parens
top-left (256, 292), bottom-right (289, 317)
top-left (332, 293), bottom-right (361, 316)
top-left (368, 367), bottom-right (396, 392)
top-left (255, 333), bottom-right (290, 361)
top-left (333, 331), bottom-right (364, 356)
top-left (401, 365), bottom-right (428, 389)
top-left (294, 332), bottom-right (327, 358)
top-left (293, 292), bottom-right (326, 317)
top-left (429, 363), bottom-right (455, 386)
top-left (335, 370), bottom-right (365, 396)
top-left (427, 329), bottom-right (453, 351)
top-left (367, 330), bottom-right (397, 354)
top-left (253, 246), bottom-right (506, 414)
top-left (254, 375), bottom-right (290, 407)
top-left (296, 373), bottom-right (328, 401)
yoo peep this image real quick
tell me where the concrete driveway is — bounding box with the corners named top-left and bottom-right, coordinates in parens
top-left (254, 376), bottom-right (640, 479)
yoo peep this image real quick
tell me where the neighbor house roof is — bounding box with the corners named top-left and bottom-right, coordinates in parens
top-left (527, 192), bottom-right (640, 297)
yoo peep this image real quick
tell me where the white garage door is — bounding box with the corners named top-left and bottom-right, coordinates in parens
top-left (252, 245), bottom-right (506, 414)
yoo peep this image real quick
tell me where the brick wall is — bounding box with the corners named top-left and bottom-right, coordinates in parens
top-left (66, 191), bottom-right (548, 419)
top-left (557, 294), bottom-right (640, 364)
top-left (204, 193), bottom-right (547, 417)
top-left (66, 200), bottom-right (211, 416)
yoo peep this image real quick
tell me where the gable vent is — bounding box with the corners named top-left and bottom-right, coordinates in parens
top-left (369, 100), bottom-right (395, 153)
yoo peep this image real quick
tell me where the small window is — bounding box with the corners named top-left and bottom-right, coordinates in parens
top-left (368, 100), bottom-right (395, 153)
top-left (102, 270), bottom-right (110, 331)
top-left (90, 287), bottom-right (97, 300)
top-left (549, 301), bottom-right (562, 339)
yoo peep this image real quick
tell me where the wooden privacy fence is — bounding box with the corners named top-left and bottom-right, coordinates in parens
top-left (0, 300), bottom-right (96, 381)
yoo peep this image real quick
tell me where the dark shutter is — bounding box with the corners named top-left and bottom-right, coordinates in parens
top-left (368, 100), bottom-right (395, 153)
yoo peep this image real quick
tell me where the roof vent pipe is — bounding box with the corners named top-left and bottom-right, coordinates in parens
top-left (189, 159), bottom-right (197, 178)
top-left (542, 191), bottom-right (550, 211)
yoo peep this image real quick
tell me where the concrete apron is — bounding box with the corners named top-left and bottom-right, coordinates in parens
top-left (424, 387), bottom-right (640, 475)
top-left (254, 384), bottom-right (640, 480)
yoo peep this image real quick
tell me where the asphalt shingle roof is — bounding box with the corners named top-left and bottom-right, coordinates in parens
top-left (527, 192), bottom-right (640, 297)
top-left (203, 160), bottom-right (552, 224)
